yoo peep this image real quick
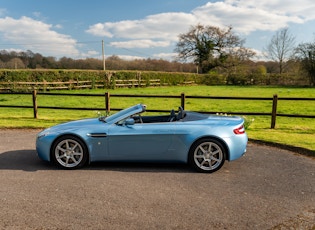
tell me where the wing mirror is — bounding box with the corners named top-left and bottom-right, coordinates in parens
top-left (125, 118), bottom-right (135, 126)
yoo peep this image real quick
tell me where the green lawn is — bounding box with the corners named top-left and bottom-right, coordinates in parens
top-left (0, 85), bottom-right (314, 152)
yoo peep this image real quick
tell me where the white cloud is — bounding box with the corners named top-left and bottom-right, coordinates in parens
top-left (54, 24), bottom-right (63, 29)
top-left (248, 48), bottom-right (268, 62)
top-left (2, 48), bottom-right (23, 53)
top-left (2, 1), bottom-right (314, 60)
top-left (0, 16), bottom-right (80, 57)
top-left (153, 52), bottom-right (177, 61)
top-left (86, 12), bottom-right (196, 41)
top-left (119, 52), bottom-right (177, 61)
top-left (86, 50), bottom-right (99, 56)
top-left (116, 55), bottom-right (145, 61)
top-left (192, 2), bottom-right (304, 34)
top-left (226, 0), bottom-right (315, 21)
top-left (86, 0), bottom-right (315, 50)
top-left (77, 50), bottom-right (100, 59)
top-left (110, 40), bottom-right (170, 48)
top-left (86, 22), bottom-right (114, 38)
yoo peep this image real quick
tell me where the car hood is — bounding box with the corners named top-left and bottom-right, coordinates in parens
top-left (39, 118), bottom-right (105, 136)
top-left (52, 118), bottom-right (101, 129)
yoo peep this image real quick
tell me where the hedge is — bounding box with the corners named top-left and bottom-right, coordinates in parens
top-left (0, 69), bottom-right (310, 88)
top-left (0, 69), bottom-right (210, 86)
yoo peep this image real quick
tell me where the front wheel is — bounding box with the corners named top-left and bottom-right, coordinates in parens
top-left (51, 135), bottom-right (88, 169)
top-left (189, 138), bottom-right (226, 173)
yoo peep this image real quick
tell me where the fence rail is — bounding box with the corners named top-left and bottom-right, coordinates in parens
top-left (0, 90), bottom-right (314, 129)
top-left (0, 79), bottom-right (161, 91)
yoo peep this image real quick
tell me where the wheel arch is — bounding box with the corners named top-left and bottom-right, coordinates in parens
top-left (50, 133), bottom-right (90, 165)
top-left (188, 136), bottom-right (230, 161)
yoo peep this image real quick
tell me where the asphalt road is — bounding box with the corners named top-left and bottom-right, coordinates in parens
top-left (0, 129), bottom-right (314, 230)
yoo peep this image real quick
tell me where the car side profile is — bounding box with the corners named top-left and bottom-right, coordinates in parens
top-left (36, 104), bottom-right (247, 173)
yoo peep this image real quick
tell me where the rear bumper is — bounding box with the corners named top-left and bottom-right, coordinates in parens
top-left (224, 133), bottom-right (248, 161)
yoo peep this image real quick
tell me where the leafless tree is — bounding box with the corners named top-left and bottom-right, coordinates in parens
top-left (265, 28), bottom-right (296, 74)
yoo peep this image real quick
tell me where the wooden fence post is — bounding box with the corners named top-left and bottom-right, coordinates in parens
top-left (181, 93), bottom-right (185, 109)
top-left (32, 90), bottom-right (38, 119)
top-left (105, 92), bottom-right (110, 114)
top-left (271, 94), bottom-right (278, 129)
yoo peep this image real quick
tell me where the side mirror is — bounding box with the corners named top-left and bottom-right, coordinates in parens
top-left (125, 118), bottom-right (135, 126)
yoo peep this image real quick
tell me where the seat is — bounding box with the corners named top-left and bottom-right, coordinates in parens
top-left (168, 109), bottom-right (176, 122)
top-left (176, 107), bottom-right (186, 120)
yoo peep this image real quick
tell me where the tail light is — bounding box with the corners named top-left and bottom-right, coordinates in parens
top-left (233, 125), bottom-right (245, 135)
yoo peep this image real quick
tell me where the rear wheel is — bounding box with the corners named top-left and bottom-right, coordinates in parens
top-left (189, 138), bottom-right (226, 173)
top-left (51, 135), bottom-right (88, 169)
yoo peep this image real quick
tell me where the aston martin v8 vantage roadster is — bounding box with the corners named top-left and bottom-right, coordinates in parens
top-left (36, 104), bottom-right (247, 173)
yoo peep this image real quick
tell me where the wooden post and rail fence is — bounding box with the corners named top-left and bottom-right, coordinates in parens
top-left (0, 79), bottom-right (162, 91)
top-left (1, 90), bottom-right (314, 129)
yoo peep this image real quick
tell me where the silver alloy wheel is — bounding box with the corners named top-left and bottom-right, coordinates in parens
top-left (54, 138), bottom-right (84, 168)
top-left (193, 141), bottom-right (223, 171)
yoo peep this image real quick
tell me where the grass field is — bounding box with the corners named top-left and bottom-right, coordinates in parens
top-left (0, 85), bottom-right (314, 152)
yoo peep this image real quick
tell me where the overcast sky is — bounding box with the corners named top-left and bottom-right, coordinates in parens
top-left (0, 0), bottom-right (315, 61)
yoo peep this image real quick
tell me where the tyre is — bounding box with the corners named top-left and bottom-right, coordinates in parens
top-left (189, 138), bottom-right (226, 173)
top-left (51, 135), bottom-right (88, 169)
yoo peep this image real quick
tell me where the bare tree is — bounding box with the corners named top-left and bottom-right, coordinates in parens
top-left (265, 28), bottom-right (296, 74)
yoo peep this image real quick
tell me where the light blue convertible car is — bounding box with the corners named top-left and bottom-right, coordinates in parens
top-left (36, 104), bottom-right (247, 173)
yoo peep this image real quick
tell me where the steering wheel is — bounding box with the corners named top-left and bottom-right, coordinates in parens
top-left (132, 114), bottom-right (143, 123)
top-left (138, 114), bottom-right (143, 123)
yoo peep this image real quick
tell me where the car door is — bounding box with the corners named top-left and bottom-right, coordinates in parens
top-left (107, 122), bottom-right (174, 161)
